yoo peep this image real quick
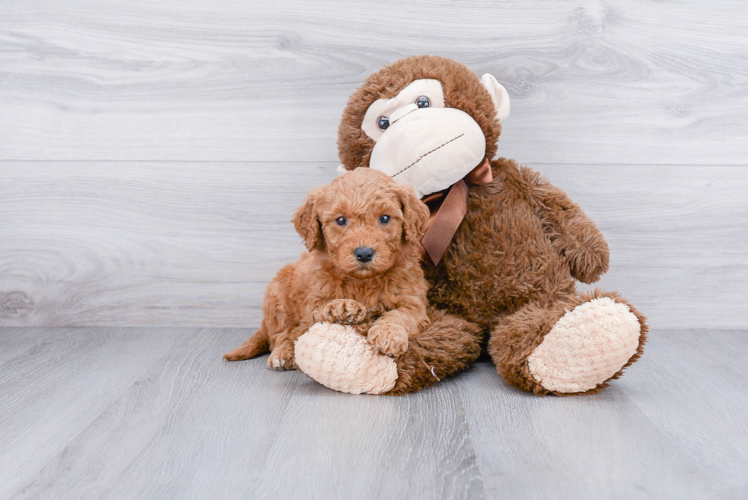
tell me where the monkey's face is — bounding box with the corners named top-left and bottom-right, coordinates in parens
top-left (337, 56), bottom-right (510, 198)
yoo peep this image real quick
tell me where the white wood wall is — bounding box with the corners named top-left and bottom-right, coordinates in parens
top-left (1, 0), bottom-right (746, 329)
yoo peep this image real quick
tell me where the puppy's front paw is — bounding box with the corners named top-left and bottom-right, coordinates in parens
top-left (320, 299), bottom-right (367, 325)
top-left (367, 323), bottom-right (408, 357)
top-left (268, 343), bottom-right (296, 370)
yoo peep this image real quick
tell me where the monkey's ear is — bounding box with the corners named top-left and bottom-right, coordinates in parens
top-left (397, 185), bottom-right (431, 245)
top-left (480, 73), bottom-right (511, 122)
top-left (292, 188), bottom-right (325, 251)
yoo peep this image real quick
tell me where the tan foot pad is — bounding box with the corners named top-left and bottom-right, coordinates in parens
top-left (294, 323), bottom-right (398, 395)
top-left (527, 297), bottom-right (641, 393)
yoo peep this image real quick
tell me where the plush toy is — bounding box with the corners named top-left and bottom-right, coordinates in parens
top-left (294, 55), bottom-right (647, 396)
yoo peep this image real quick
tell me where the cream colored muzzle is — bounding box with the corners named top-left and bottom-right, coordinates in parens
top-left (369, 106), bottom-right (487, 198)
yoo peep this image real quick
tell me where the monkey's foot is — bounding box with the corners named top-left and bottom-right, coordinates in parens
top-left (527, 297), bottom-right (643, 394)
top-left (294, 323), bottom-right (398, 395)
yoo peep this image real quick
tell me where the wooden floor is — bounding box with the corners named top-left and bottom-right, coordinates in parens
top-left (1, 328), bottom-right (746, 499)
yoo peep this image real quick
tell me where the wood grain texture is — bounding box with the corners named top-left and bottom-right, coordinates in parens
top-left (1, 327), bottom-right (747, 498)
top-left (1, 0), bottom-right (747, 164)
top-left (535, 164), bottom-right (748, 329)
top-left (250, 376), bottom-right (484, 500)
top-left (0, 161), bottom-right (335, 327)
top-left (456, 331), bottom-right (748, 498)
top-left (0, 327), bottom-right (192, 498)
top-left (1, 0), bottom-right (746, 329)
top-left (1, 162), bottom-right (745, 329)
top-left (620, 330), bottom-right (748, 492)
top-left (5, 327), bottom-right (484, 500)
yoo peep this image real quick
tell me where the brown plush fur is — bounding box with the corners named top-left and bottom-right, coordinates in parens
top-left (336, 55), bottom-right (647, 395)
top-left (224, 168), bottom-right (433, 368)
top-left (387, 307), bottom-right (483, 395)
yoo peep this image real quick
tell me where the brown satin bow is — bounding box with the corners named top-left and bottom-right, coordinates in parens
top-left (419, 158), bottom-right (494, 265)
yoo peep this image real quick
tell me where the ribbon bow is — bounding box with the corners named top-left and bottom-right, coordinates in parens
top-left (419, 158), bottom-right (493, 265)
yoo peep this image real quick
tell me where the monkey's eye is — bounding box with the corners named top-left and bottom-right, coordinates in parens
top-left (416, 96), bottom-right (430, 108)
top-left (379, 215), bottom-right (391, 224)
top-left (377, 116), bottom-right (390, 131)
top-left (335, 216), bottom-right (347, 226)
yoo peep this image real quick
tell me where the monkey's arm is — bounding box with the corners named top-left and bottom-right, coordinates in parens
top-left (523, 166), bottom-right (610, 284)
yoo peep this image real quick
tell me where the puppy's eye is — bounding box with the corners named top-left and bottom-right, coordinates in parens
top-left (379, 215), bottom-right (391, 224)
top-left (335, 216), bottom-right (347, 226)
top-left (416, 96), bottom-right (430, 108)
top-left (377, 116), bottom-right (390, 131)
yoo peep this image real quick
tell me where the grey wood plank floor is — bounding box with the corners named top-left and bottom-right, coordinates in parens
top-left (1, 328), bottom-right (746, 499)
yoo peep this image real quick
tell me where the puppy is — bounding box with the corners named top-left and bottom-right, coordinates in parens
top-left (224, 168), bottom-right (432, 369)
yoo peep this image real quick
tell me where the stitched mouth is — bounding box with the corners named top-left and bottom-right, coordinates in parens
top-left (391, 133), bottom-right (465, 179)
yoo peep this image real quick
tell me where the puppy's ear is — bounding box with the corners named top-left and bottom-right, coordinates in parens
top-left (293, 188), bottom-right (325, 251)
top-left (397, 185), bottom-right (430, 245)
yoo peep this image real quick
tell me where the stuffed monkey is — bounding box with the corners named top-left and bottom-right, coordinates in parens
top-left (294, 56), bottom-right (646, 396)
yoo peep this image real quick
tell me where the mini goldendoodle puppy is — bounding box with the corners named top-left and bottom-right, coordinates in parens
top-left (224, 168), bottom-right (431, 370)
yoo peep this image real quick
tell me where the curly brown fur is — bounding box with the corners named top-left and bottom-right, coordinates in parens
top-left (337, 56), bottom-right (647, 396)
top-left (224, 168), bottom-right (432, 369)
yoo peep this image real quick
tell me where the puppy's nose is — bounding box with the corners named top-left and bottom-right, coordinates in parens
top-left (354, 246), bottom-right (375, 263)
